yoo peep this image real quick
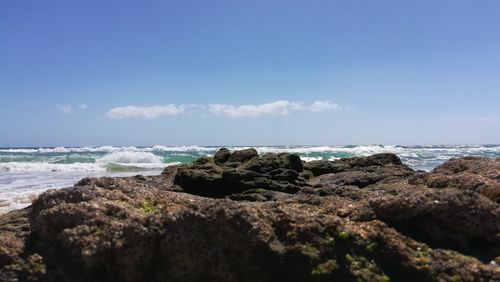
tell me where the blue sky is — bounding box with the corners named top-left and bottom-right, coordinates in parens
top-left (1, 0), bottom-right (499, 146)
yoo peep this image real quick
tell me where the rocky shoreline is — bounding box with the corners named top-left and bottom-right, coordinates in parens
top-left (0, 148), bottom-right (499, 281)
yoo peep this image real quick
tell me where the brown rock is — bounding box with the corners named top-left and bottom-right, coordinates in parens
top-left (227, 148), bottom-right (259, 163)
top-left (1, 152), bottom-right (500, 282)
top-left (409, 157), bottom-right (500, 202)
top-left (214, 148), bottom-right (231, 164)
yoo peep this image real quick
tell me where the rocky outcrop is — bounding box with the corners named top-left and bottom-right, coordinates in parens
top-left (409, 157), bottom-right (500, 202)
top-left (172, 150), bottom-right (308, 198)
top-left (0, 149), bottom-right (499, 281)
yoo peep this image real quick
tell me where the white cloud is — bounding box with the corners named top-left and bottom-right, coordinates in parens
top-left (78, 104), bottom-right (88, 110)
top-left (209, 100), bottom-right (343, 118)
top-left (106, 100), bottom-right (344, 119)
top-left (307, 101), bottom-right (342, 112)
top-left (56, 104), bottom-right (72, 114)
top-left (209, 100), bottom-right (298, 117)
top-left (107, 105), bottom-right (186, 119)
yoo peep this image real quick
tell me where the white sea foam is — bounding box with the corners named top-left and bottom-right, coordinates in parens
top-left (96, 151), bottom-right (164, 164)
top-left (0, 150), bottom-right (174, 173)
top-left (0, 162), bottom-right (105, 172)
top-left (147, 145), bottom-right (217, 152)
top-left (0, 169), bottom-right (165, 214)
top-left (2, 144), bottom-right (498, 155)
top-left (300, 156), bottom-right (323, 162)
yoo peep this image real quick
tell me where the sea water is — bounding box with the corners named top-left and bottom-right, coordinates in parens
top-left (1, 144), bottom-right (499, 213)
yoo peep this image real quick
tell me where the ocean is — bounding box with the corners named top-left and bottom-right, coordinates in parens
top-left (1, 144), bottom-right (499, 213)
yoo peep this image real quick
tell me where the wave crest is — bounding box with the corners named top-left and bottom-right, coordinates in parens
top-left (97, 151), bottom-right (163, 164)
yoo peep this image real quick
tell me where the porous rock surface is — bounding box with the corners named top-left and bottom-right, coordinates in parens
top-left (0, 149), bottom-right (499, 282)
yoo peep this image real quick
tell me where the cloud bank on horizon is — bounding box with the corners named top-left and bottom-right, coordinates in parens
top-left (106, 100), bottom-right (343, 119)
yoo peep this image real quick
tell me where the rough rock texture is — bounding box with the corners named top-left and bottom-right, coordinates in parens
top-left (172, 149), bottom-right (308, 198)
top-left (1, 149), bottom-right (499, 282)
top-left (409, 157), bottom-right (500, 202)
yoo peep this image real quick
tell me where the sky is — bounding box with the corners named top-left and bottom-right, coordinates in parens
top-left (1, 0), bottom-right (499, 146)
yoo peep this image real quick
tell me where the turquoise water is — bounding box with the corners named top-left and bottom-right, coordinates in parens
top-left (1, 145), bottom-right (499, 213)
top-left (2, 145), bottom-right (500, 172)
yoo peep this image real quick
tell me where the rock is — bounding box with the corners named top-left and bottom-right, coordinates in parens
top-left (214, 148), bottom-right (231, 164)
top-left (350, 153), bottom-right (403, 167)
top-left (241, 153), bottom-right (304, 173)
top-left (314, 171), bottom-right (387, 188)
top-left (174, 163), bottom-right (226, 197)
top-left (227, 148), bottom-right (258, 163)
top-left (192, 156), bottom-right (213, 165)
top-left (16, 184), bottom-right (500, 282)
top-left (173, 152), bottom-right (307, 198)
top-left (304, 160), bottom-right (350, 176)
top-left (350, 189), bottom-right (500, 262)
top-left (409, 157), bottom-right (500, 202)
top-left (309, 164), bottom-right (415, 188)
top-left (228, 189), bottom-right (291, 202)
top-left (0, 208), bottom-right (30, 237)
top-left (304, 153), bottom-right (407, 177)
top-left (2, 151), bottom-right (500, 281)
top-left (288, 154), bottom-right (304, 172)
top-left (267, 168), bottom-right (300, 182)
top-left (0, 208), bottom-right (46, 281)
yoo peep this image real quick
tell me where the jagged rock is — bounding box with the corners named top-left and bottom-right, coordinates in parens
top-left (173, 151), bottom-right (307, 198)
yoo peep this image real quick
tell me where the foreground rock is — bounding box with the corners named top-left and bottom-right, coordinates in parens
top-left (0, 149), bottom-right (499, 281)
top-left (410, 157), bottom-right (500, 202)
